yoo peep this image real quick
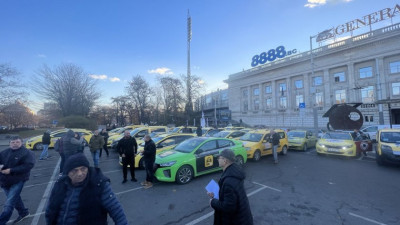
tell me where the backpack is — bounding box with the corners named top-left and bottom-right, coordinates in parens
top-left (54, 138), bottom-right (63, 153)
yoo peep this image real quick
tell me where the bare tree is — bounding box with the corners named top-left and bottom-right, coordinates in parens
top-left (0, 63), bottom-right (26, 108)
top-left (181, 74), bottom-right (205, 121)
top-left (0, 101), bottom-right (36, 129)
top-left (90, 105), bottom-right (115, 126)
top-left (111, 96), bottom-right (132, 126)
top-left (158, 76), bottom-right (185, 124)
top-left (126, 75), bottom-right (151, 124)
top-left (32, 63), bottom-right (101, 117)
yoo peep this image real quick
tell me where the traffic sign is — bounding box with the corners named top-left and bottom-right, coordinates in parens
top-left (299, 103), bottom-right (305, 108)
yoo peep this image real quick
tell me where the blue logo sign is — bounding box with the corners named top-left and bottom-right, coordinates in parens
top-left (299, 103), bottom-right (305, 108)
top-left (251, 46), bottom-right (297, 67)
top-left (52, 120), bottom-right (58, 125)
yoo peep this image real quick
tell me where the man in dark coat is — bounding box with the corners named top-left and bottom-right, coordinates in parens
top-left (196, 125), bottom-right (203, 137)
top-left (117, 131), bottom-right (137, 183)
top-left (45, 153), bottom-right (128, 225)
top-left (58, 130), bottom-right (83, 174)
top-left (208, 149), bottom-right (253, 225)
top-left (39, 130), bottom-right (51, 160)
top-left (141, 134), bottom-right (156, 189)
top-left (271, 130), bottom-right (281, 164)
top-left (99, 129), bottom-right (109, 157)
top-left (0, 136), bottom-right (35, 225)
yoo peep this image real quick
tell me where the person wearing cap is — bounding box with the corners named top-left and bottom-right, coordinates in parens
top-left (46, 153), bottom-right (128, 225)
top-left (0, 136), bottom-right (35, 225)
top-left (39, 130), bottom-right (51, 160)
top-left (207, 149), bottom-right (253, 225)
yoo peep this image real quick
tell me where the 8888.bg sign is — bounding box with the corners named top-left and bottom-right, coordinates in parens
top-left (251, 46), bottom-right (297, 67)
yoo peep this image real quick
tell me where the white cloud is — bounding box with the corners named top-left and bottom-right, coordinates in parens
top-left (109, 77), bottom-right (121, 82)
top-left (37, 54), bottom-right (47, 58)
top-left (89, 74), bottom-right (108, 80)
top-left (304, 0), bottom-right (352, 8)
top-left (147, 67), bottom-right (174, 75)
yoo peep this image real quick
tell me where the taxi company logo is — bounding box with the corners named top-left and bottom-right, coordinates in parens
top-left (317, 4), bottom-right (400, 42)
top-left (205, 155), bottom-right (213, 167)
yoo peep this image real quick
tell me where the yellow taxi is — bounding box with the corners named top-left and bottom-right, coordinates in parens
top-left (169, 126), bottom-right (198, 134)
top-left (25, 128), bottom-right (93, 150)
top-left (213, 130), bottom-right (246, 139)
top-left (316, 132), bottom-right (357, 157)
top-left (224, 126), bottom-right (245, 131)
top-left (107, 125), bottom-right (146, 147)
top-left (287, 130), bottom-right (317, 151)
top-left (108, 127), bottom-right (125, 136)
top-left (120, 133), bottom-right (196, 168)
top-left (375, 129), bottom-right (400, 166)
top-left (239, 129), bottom-right (288, 161)
top-left (111, 126), bottom-right (168, 148)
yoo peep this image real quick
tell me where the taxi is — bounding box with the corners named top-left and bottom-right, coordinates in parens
top-left (239, 129), bottom-right (288, 161)
top-left (287, 130), bottom-right (317, 151)
top-left (316, 132), bottom-right (357, 156)
top-left (119, 133), bottom-right (196, 168)
top-left (224, 126), bottom-right (245, 131)
top-left (108, 127), bottom-right (125, 136)
top-left (213, 130), bottom-right (246, 139)
top-left (204, 128), bottom-right (224, 137)
top-left (169, 126), bottom-right (198, 134)
top-left (111, 126), bottom-right (168, 148)
top-left (375, 129), bottom-right (400, 166)
top-left (25, 128), bottom-right (92, 150)
top-left (154, 137), bottom-right (247, 184)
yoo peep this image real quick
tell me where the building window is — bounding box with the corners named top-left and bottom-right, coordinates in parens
top-left (295, 95), bottom-right (304, 108)
top-left (390, 61), bottom-right (400, 74)
top-left (365, 115), bottom-right (374, 122)
top-left (361, 86), bottom-right (374, 103)
top-left (334, 72), bottom-right (346, 82)
top-left (206, 96), bottom-right (212, 104)
top-left (295, 80), bottom-right (303, 89)
top-left (265, 85), bottom-right (272, 94)
top-left (393, 82), bottom-right (400, 95)
top-left (280, 97), bottom-right (287, 108)
top-left (253, 99), bottom-right (259, 110)
top-left (253, 88), bottom-right (259, 96)
top-left (315, 92), bottom-right (323, 106)
top-left (279, 83), bottom-right (286, 96)
top-left (359, 67), bottom-right (373, 78)
top-left (265, 98), bottom-right (272, 109)
top-left (243, 89), bottom-right (248, 97)
top-left (221, 92), bottom-right (228, 100)
top-left (313, 76), bottom-right (322, 86)
top-left (335, 90), bottom-right (346, 103)
top-left (243, 101), bottom-right (248, 111)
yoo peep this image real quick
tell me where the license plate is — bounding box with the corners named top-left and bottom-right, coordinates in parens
top-left (328, 148), bottom-right (341, 152)
top-left (393, 151), bottom-right (400, 156)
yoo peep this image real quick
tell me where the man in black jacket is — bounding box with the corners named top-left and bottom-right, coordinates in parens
top-left (0, 136), bottom-right (35, 225)
top-left (100, 128), bottom-right (109, 157)
top-left (39, 130), bottom-right (51, 160)
top-left (271, 130), bottom-right (281, 164)
top-left (117, 131), bottom-right (138, 183)
top-left (141, 134), bottom-right (156, 189)
top-left (208, 149), bottom-right (253, 225)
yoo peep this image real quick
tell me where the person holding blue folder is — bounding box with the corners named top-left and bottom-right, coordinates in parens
top-left (207, 149), bottom-right (253, 225)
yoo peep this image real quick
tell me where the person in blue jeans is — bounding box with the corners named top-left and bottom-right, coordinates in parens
top-left (39, 130), bottom-right (51, 160)
top-left (0, 136), bottom-right (35, 225)
top-left (89, 130), bottom-right (104, 168)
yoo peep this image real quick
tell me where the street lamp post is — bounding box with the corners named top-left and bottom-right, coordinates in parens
top-left (310, 35), bottom-right (319, 132)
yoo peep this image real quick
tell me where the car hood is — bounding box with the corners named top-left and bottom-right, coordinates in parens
top-left (155, 150), bottom-right (189, 163)
top-left (109, 134), bottom-right (123, 141)
top-left (319, 139), bottom-right (353, 146)
top-left (27, 135), bottom-right (41, 142)
top-left (288, 137), bottom-right (305, 142)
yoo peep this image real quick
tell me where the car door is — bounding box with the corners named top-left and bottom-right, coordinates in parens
top-left (195, 140), bottom-right (218, 173)
top-left (262, 133), bottom-right (272, 155)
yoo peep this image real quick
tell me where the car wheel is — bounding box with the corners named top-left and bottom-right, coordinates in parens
top-left (253, 150), bottom-right (261, 162)
top-left (236, 155), bottom-right (244, 166)
top-left (139, 158), bottom-right (145, 169)
top-left (303, 144), bottom-right (307, 152)
top-left (175, 165), bottom-right (193, 184)
top-left (34, 143), bottom-right (43, 151)
top-left (280, 146), bottom-right (288, 155)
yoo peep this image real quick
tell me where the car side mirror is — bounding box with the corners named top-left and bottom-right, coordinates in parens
top-left (196, 149), bottom-right (204, 154)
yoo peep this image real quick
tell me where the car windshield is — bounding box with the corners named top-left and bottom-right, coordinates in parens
top-left (174, 138), bottom-right (205, 153)
top-left (152, 136), bottom-right (164, 143)
top-left (322, 133), bottom-right (352, 140)
top-left (213, 131), bottom-right (229, 138)
top-left (130, 128), bottom-right (141, 136)
top-left (205, 130), bottom-right (220, 137)
top-left (171, 127), bottom-right (180, 133)
top-left (380, 132), bottom-right (400, 143)
top-left (288, 131), bottom-right (305, 138)
top-left (240, 133), bottom-right (263, 142)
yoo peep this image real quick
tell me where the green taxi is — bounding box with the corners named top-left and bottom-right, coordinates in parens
top-left (154, 137), bottom-right (247, 184)
top-left (287, 130), bottom-right (317, 151)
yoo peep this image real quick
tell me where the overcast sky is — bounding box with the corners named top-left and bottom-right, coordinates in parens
top-left (1, 0), bottom-right (399, 111)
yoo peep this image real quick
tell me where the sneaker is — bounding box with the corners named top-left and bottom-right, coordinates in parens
top-left (13, 212), bottom-right (29, 224)
top-left (39, 158), bottom-right (45, 161)
top-left (140, 181), bottom-right (148, 186)
top-left (122, 179), bottom-right (127, 184)
top-left (144, 182), bottom-right (153, 189)
top-left (131, 178), bottom-right (137, 182)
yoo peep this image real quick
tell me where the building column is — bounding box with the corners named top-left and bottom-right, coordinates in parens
top-left (376, 57), bottom-right (385, 124)
top-left (303, 73), bottom-right (310, 110)
top-left (323, 69), bottom-right (331, 106)
top-left (272, 80), bottom-right (277, 110)
top-left (259, 83), bottom-right (264, 111)
top-left (347, 63), bottom-right (356, 102)
top-left (286, 78), bottom-right (291, 109)
top-left (247, 86), bottom-right (251, 111)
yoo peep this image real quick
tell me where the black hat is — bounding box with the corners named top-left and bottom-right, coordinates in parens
top-left (63, 153), bottom-right (90, 174)
top-left (218, 149), bottom-right (236, 162)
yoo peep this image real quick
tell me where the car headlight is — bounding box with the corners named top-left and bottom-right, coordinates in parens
top-left (160, 161), bottom-right (176, 167)
top-left (342, 145), bottom-right (353, 149)
top-left (245, 147), bottom-right (251, 151)
top-left (381, 145), bottom-right (392, 152)
top-left (318, 142), bottom-right (325, 147)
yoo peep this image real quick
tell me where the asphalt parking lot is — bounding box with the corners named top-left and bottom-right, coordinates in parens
top-left (0, 144), bottom-right (399, 225)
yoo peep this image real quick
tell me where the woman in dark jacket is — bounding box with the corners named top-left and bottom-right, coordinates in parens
top-left (209, 149), bottom-right (253, 225)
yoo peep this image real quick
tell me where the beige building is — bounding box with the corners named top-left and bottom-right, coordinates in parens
top-left (225, 23), bottom-right (400, 129)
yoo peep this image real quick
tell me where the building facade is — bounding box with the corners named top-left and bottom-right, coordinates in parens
top-left (225, 23), bottom-right (400, 129)
top-left (198, 89), bottom-right (231, 127)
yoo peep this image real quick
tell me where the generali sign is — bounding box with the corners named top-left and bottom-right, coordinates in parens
top-left (316, 4), bottom-right (400, 42)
